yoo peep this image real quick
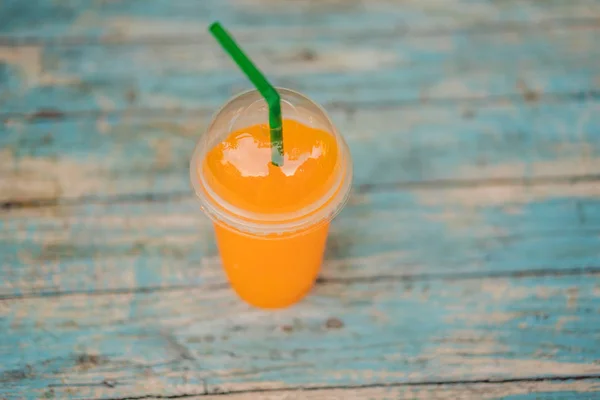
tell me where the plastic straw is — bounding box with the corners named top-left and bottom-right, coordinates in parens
top-left (209, 22), bottom-right (284, 166)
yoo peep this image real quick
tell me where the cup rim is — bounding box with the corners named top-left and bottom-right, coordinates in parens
top-left (189, 87), bottom-right (353, 235)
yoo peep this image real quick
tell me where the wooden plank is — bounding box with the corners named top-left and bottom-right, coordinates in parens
top-left (1, 25), bottom-right (599, 114)
top-left (3, 4), bottom-right (599, 399)
top-left (196, 380), bottom-right (600, 400)
top-left (2, 181), bottom-right (599, 296)
top-left (2, 273), bottom-right (600, 398)
top-left (1, 0), bottom-right (599, 42)
top-left (2, 98), bottom-right (600, 204)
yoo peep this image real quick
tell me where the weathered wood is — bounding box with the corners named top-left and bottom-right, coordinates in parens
top-left (2, 0), bottom-right (599, 42)
top-left (2, 99), bottom-right (600, 204)
top-left (2, 181), bottom-right (599, 296)
top-left (196, 380), bottom-right (600, 400)
top-left (2, 2), bottom-right (600, 398)
top-left (2, 274), bottom-right (599, 398)
top-left (1, 25), bottom-right (599, 115)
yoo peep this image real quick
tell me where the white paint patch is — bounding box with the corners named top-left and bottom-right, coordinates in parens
top-left (151, 138), bottom-right (173, 171)
top-left (442, 356), bottom-right (600, 378)
top-left (462, 157), bottom-right (600, 182)
top-left (96, 116), bottom-right (111, 135)
top-left (0, 45), bottom-right (79, 89)
top-left (0, 46), bottom-right (40, 88)
top-left (235, 0), bottom-right (354, 7)
top-left (0, 149), bottom-right (105, 202)
top-left (449, 311), bottom-right (522, 326)
top-left (536, 286), bottom-right (562, 300)
top-left (94, 94), bottom-right (117, 112)
top-left (422, 76), bottom-right (487, 100)
top-left (416, 180), bottom-right (600, 209)
top-left (480, 280), bottom-right (530, 302)
top-left (274, 49), bottom-right (397, 74)
top-left (143, 93), bottom-right (189, 110)
top-left (42, 379), bottom-right (600, 399)
top-left (101, 17), bottom-right (207, 40)
top-left (567, 287), bottom-right (579, 310)
top-left (322, 251), bottom-right (409, 277)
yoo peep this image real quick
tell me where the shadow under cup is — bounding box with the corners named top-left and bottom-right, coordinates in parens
top-left (190, 88), bottom-right (353, 308)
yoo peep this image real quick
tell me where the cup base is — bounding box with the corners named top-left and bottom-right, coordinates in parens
top-left (229, 280), bottom-right (316, 309)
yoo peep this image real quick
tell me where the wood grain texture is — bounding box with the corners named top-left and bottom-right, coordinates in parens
top-left (1, 24), bottom-right (600, 115)
top-left (3, 1), bottom-right (600, 398)
top-left (2, 274), bottom-right (600, 398)
top-left (2, 98), bottom-right (600, 204)
top-left (2, 181), bottom-right (600, 297)
top-left (2, 0), bottom-right (600, 42)
top-left (192, 380), bottom-right (600, 400)
top-left (2, 2), bottom-right (599, 206)
top-left (6, 381), bottom-right (600, 400)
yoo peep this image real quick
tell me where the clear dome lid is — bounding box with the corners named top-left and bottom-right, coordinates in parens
top-left (190, 88), bottom-right (352, 235)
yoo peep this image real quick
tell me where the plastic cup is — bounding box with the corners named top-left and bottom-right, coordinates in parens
top-left (190, 88), bottom-right (352, 308)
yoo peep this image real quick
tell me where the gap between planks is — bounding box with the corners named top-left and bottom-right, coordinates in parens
top-left (2, 267), bottom-right (599, 302)
top-left (3, 88), bottom-right (600, 123)
top-left (91, 374), bottom-right (600, 399)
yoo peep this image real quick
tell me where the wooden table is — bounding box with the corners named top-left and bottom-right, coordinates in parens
top-left (2, 1), bottom-right (600, 399)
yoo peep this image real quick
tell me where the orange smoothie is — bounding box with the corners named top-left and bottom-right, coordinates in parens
top-left (202, 119), bottom-right (339, 308)
top-left (190, 88), bottom-right (352, 309)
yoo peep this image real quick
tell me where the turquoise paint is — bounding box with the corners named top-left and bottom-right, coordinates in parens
top-left (2, 0), bottom-right (599, 40)
top-left (2, 28), bottom-right (600, 114)
top-left (2, 190), bottom-right (600, 296)
top-left (1, 101), bottom-right (599, 204)
top-left (1, 276), bottom-right (599, 398)
top-left (2, 1), bottom-right (600, 398)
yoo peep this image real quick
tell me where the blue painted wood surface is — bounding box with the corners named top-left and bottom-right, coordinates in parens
top-left (2, 275), bottom-right (600, 398)
top-left (1, 1), bottom-right (600, 399)
top-left (2, 184), bottom-right (600, 297)
top-left (1, 25), bottom-right (599, 115)
top-left (2, 0), bottom-right (599, 42)
top-left (2, 100), bottom-right (600, 204)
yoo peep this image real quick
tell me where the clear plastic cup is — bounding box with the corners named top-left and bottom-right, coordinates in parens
top-left (190, 88), bottom-right (352, 308)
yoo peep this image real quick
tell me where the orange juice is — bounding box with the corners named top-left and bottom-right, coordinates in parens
top-left (213, 214), bottom-right (330, 308)
top-left (190, 88), bottom-right (352, 308)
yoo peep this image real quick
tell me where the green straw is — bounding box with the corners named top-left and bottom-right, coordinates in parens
top-left (209, 22), bottom-right (284, 167)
